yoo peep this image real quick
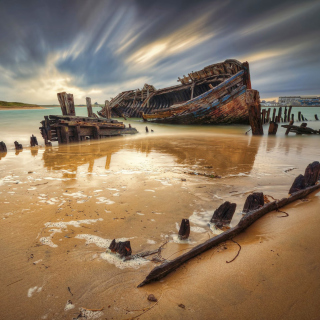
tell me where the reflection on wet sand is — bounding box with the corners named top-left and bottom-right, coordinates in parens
top-left (41, 135), bottom-right (260, 178)
top-left (0, 152), bottom-right (6, 160)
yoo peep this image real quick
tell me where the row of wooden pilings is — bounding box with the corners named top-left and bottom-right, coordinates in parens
top-left (0, 135), bottom-right (39, 153)
top-left (260, 106), bottom-right (319, 124)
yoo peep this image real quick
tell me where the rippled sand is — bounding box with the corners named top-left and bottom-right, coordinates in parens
top-left (0, 123), bottom-right (320, 319)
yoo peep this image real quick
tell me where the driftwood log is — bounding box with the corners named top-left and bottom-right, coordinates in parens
top-left (0, 141), bottom-right (7, 153)
top-left (210, 201), bottom-right (236, 227)
top-left (109, 239), bottom-right (132, 257)
top-left (178, 219), bottom-right (190, 240)
top-left (242, 192), bottom-right (264, 213)
top-left (137, 163), bottom-right (320, 287)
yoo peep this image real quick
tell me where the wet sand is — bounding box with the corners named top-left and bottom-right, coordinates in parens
top-left (0, 130), bottom-right (320, 319)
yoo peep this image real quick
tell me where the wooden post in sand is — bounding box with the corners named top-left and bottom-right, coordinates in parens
top-left (298, 111), bottom-right (301, 122)
top-left (30, 135), bottom-right (38, 147)
top-left (315, 114), bottom-right (319, 121)
top-left (210, 202), bottom-right (236, 227)
top-left (178, 219), bottom-right (190, 240)
top-left (109, 239), bottom-right (132, 257)
top-left (243, 192), bottom-right (264, 212)
top-left (246, 90), bottom-right (263, 135)
top-left (0, 141), bottom-right (7, 152)
top-left (86, 97), bottom-right (93, 118)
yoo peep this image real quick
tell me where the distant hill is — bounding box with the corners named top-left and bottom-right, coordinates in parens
top-left (0, 100), bottom-right (41, 109)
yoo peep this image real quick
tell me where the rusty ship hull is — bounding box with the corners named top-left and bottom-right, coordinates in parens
top-left (100, 59), bottom-right (256, 125)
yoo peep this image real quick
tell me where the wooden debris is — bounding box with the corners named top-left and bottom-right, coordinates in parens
top-left (298, 111), bottom-right (301, 122)
top-left (137, 164), bottom-right (320, 287)
top-left (243, 192), bottom-right (264, 213)
top-left (109, 239), bottom-right (132, 257)
top-left (210, 201), bottom-right (236, 227)
top-left (281, 123), bottom-right (319, 135)
top-left (285, 120), bottom-right (294, 135)
top-left (178, 219), bottom-right (190, 240)
top-left (304, 161), bottom-right (320, 187)
top-left (30, 135), bottom-right (38, 147)
top-left (268, 121), bottom-right (278, 135)
top-left (145, 126), bottom-right (149, 133)
top-left (315, 114), bottom-right (319, 121)
top-left (0, 141), bottom-right (7, 152)
top-left (40, 94), bottom-right (138, 145)
top-left (14, 141), bottom-right (23, 150)
top-left (124, 249), bottom-right (159, 261)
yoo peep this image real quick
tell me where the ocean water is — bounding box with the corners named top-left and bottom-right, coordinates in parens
top-left (1, 106), bottom-right (320, 147)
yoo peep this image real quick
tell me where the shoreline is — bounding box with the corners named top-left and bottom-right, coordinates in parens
top-left (0, 106), bottom-right (46, 110)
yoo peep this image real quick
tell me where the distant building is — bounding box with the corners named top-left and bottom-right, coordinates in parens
top-left (278, 96), bottom-right (320, 106)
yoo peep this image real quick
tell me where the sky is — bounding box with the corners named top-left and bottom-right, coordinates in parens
top-left (0, 0), bottom-right (319, 104)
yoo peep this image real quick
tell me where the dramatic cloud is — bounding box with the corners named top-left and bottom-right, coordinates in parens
top-left (0, 0), bottom-right (319, 104)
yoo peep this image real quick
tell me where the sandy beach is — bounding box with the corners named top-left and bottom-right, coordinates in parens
top-left (0, 126), bottom-right (320, 319)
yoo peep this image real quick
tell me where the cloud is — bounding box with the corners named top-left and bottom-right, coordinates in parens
top-left (0, 0), bottom-right (319, 104)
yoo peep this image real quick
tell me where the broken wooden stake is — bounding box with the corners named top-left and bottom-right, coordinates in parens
top-left (210, 201), bottom-right (236, 227)
top-left (304, 161), bottom-right (320, 187)
top-left (0, 141), bottom-right (7, 153)
top-left (289, 174), bottom-right (306, 194)
top-left (298, 111), bottom-right (301, 121)
top-left (30, 135), bottom-right (38, 147)
top-left (315, 114), bottom-right (319, 121)
top-left (242, 192), bottom-right (264, 213)
top-left (145, 126), bottom-right (149, 133)
top-left (178, 219), bottom-right (190, 240)
top-left (86, 97), bottom-right (93, 118)
top-left (14, 141), bottom-right (23, 151)
top-left (109, 239), bottom-right (132, 257)
top-left (268, 121), bottom-right (278, 135)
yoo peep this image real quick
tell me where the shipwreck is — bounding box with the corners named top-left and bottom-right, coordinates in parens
top-left (39, 94), bottom-right (138, 145)
top-left (99, 59), bottom-right (260, 126)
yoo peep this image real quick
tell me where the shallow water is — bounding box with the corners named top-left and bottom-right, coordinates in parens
top-left (0, 107), bottom-right (320, 319)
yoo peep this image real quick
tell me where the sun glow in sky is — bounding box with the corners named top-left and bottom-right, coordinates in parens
top-left (0, 0), bottom-right (319, 104)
